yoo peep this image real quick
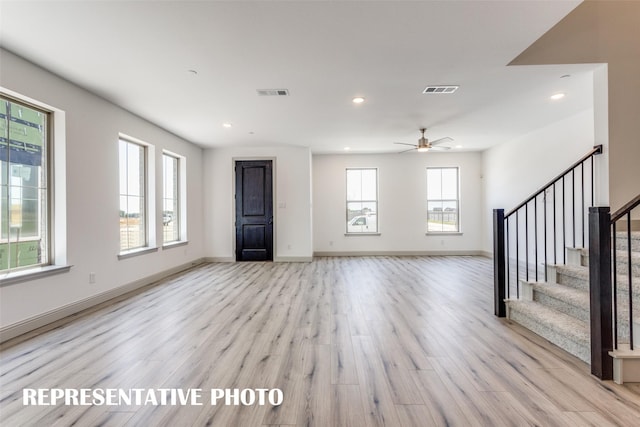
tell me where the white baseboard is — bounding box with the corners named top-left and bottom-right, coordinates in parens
top-left (205, 257), bottom-right (235, 263)
top-left (205, 256), bottom-right (312, 263)
top-left (313, 250), bottom-right (486, 257)
top-left (0, 258), bottom-right (206, 344)
top-left (274, 256), bottom-right (313, 263)
top-left (480, 250), bottom-right (493, 258)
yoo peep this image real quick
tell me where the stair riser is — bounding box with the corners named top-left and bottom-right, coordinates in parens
top-left (556, 280), bottom-right (640, 311)
top-left (556, 269), bottom-right (640, 299)
top-left (581, 253), bottom-right (640, 277)
top-left (616, 237), bottom-right (640, 252)
top-left (508, 306), bottom-right (590, 363)
top-left (532, 287), bottom-right (640, 339)
top-left (533, 291), bottom-right (590, 323)
top-left (556, 271), bottom-right (589, 291)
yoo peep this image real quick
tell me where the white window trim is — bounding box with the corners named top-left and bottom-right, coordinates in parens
top-left (118, 133), bottom-right (156, 256)
top-left (0, 87), bottom-right (69, 285)
top-left (426, 166), bottom-right (461, 235)
top-left (345, 167), bottom-right (379, 235)
top-left (161, 149), bottom-right (187, 247)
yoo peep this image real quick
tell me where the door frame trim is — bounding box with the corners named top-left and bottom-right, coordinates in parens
top-left (232, 157), bottom-right (276, 261)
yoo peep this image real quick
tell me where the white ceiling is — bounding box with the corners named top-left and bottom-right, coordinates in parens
top-left (0, 0), bottom-right (597, 153)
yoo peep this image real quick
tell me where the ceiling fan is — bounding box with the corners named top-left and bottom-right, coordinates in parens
top-left (394, 128), bottom-right (453, 153)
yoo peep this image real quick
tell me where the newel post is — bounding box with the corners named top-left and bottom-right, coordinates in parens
top-left (493, 209), bottom-right (506, 317)
top-left (589, 206), bottom-right (613, 380)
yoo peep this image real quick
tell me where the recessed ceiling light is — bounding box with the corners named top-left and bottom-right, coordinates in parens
top-left (222, 123), bottom-right (232, 128)
top-left (455, 145), bottom-right (463, 149)
top-left (352, 97), bottom-right (365, 104)
top-left (344, 147), bottom-right (351, 151)
top-left (550, 93), bottom-right (565, 100)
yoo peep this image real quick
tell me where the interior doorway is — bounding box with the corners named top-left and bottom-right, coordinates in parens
top-left (235, 160), bottom-right (273, 261)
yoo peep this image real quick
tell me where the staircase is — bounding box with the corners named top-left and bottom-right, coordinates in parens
top-left (493, 147), bottom-right (640, 383)
top-left (506, 232), bottom-right (640, 368)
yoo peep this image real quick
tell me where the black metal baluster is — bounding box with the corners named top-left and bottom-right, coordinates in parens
top-left (581, 162), bottom-right (585, 247)
top-left (535, 196), bottom-right (538, 281)
top-left (613, 222), bottom-right (618, 349)
top-left (572, 169), bottom-right (576, 249)
top-left (544, 190), bottom-right (548, 281)
top-left (526, 203), bottom-right (529, 282)
top-left (516, 210), bottom-right (520, 298)
top-left (506, 218), bottom-right (510, 299)
top-left (629, 212), bottom-right (634, 351)
top-left (553, 183), bottom-right (557, 265)
top-left (563, 175), bottom-right (566, 264)
top-left (591, 155), bottom-right (595, 206)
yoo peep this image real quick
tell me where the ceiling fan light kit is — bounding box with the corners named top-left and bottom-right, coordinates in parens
top-left (394, 128), bottom-right (453, 153)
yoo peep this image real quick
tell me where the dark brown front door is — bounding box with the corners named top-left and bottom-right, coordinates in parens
top-left (235, 160), bottom-right (273, 261)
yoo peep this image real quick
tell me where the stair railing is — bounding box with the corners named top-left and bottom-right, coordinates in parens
top-left (589, 193), bottom-right (640, 380)
top-left (494, 145), bottom-right (603, 317)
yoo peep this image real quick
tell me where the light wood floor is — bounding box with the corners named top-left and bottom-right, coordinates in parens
top-left (2, 256), bottom-right (640, 426)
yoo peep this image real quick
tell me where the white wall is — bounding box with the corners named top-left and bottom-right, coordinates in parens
top-left (313, 152), bottom-right (483, 254)
top-left (510, 1), bottom-right (639, 212)
top-left (481, 109), bottom-right (599, 253)
top-left (0, 49), bottom-right (205, 332)
top-left (203, 145), bottom-right (313, 261)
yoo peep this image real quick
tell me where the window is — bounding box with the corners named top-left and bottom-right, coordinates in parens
top-left (0, 96), bottom-right (50, 272)
top-left (119, 138), bottom-right (147, 252)
top-left (427, 167), bottom-right (459, 233)
top-left (346, 168), bottom-right (378, 233)
top-left (162, 153), bottom-right (180, 244)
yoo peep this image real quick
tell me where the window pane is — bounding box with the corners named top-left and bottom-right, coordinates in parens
top-left (427, 201), bottom-right (443, 232)
top-left (119, 140), bottom-right (127, 195)
top-left (0, 97), bottom-right (48, 272)
top-left (127, 143), bottom-right (143, 197)
top-left (442, 168), bottom-right (458, 199)
top-left (426, 167), bottom-right (459, 233)
top-left (346, 168), bottom-right (378, 233)
top-left (119, 139), bottom-right (146, 251)
top-left (361, 169), bottom-right (377, 200)
top-left (346, 169), bottom-right (362, 201)
top-left (163, 154), bottom-right (179, 243)
top-left (427, 169), bottom-right (442, 200)
top-left (125, 195), bottom-right (144, 248)
top-left (347, 202), bottom-right (377, 233)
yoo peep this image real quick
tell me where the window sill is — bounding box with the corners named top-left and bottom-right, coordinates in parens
top-left (344, 233), bottom-right (381, 236)
top-left (118, 246), bottom-right (158, 260)
top-left (0, 264), bottom-right (72, 286)
top-left (426, 232), bottom-right (463, 236)
top-left (162, 240), bottom-right (188, 250)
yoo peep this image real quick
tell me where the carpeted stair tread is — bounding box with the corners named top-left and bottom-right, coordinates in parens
top-left (507, 299), bottom-right (589, 362)
top-left (530, 282), bottom-right (589, 322)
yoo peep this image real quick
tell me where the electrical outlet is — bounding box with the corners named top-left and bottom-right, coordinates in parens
top-left (89, 272), bottom-right (96, 284)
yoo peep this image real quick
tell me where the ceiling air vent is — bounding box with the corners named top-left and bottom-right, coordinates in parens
top-left (422, 85), bottom-right (459, 94)
top-left (257, 89), bottom-right (290, 96)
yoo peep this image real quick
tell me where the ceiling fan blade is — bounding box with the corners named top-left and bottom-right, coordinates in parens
top-left (429, 146), bottom-right (451, 151)
top-left (394, 142), bottom-right (417, 147)
top-left (398, 147), bottom-right (417, 153)
top-left (430, 137), bottom-right (454, 146)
